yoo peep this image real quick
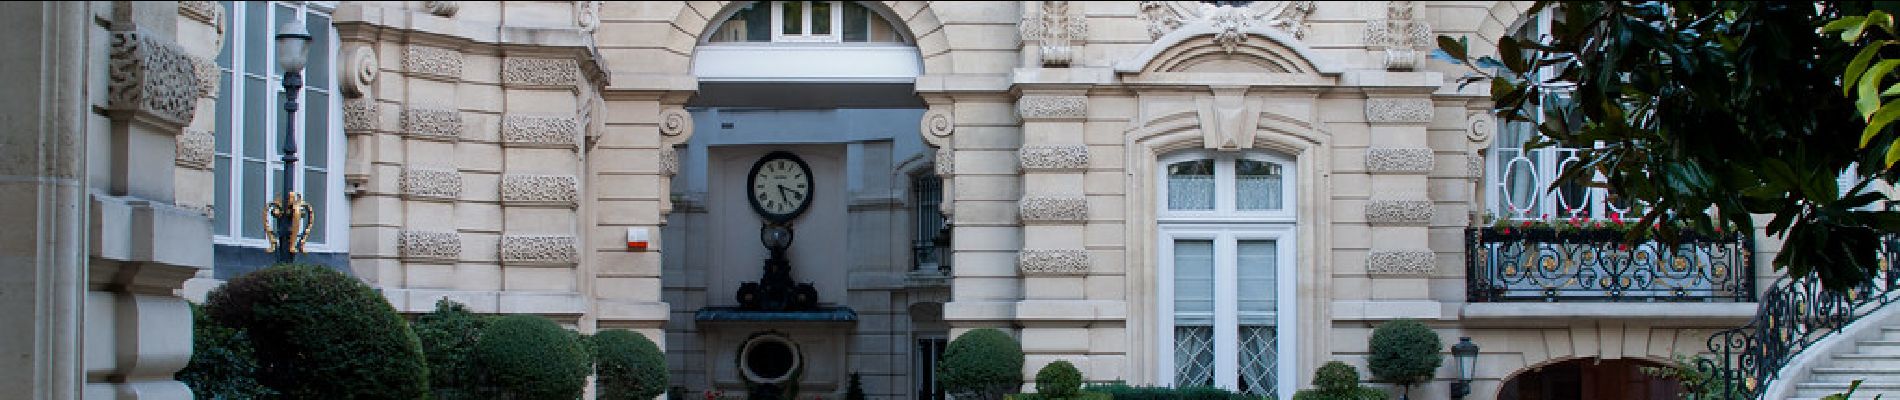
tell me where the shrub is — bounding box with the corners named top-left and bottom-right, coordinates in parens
top-left (847, 372), bottom-right (867, 400)
top-left (203, 263), bottom-right (429, 399)
top-left (413, 299), bottom-right (490, 399)
top-left (938, 328), bottom-right (1025, 400)
top-left (1087, 383), bottom-right (1254, 400)
top-left (1293, 361), bottom-right (1388, 400)
top-left (1036, 360), bottom-right (1084, 398)
top-left (594, 329), bottom-right (670, 400)
top-left (1366, 319), bottom-right (1443, 391)
top-left (176, 303), bottom-right (276, 399)
top-left (473, 314), bottom-right (592, 400)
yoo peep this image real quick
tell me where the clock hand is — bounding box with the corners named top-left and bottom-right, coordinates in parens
top-left (778, 185), bottom-right (794, 204)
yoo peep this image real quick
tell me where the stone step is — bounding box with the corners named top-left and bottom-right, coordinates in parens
top-left (1857, 340), bottom-right (1900, 355)
top-left (1795, 382), bottom-right (1900, 398)
top-left (1805, 368), bottom-right (1900, 383)
top-left (1824, 353), bottom-right (1900, 369)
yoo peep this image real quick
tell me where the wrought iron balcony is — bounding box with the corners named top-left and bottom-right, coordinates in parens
top-left (1466, 227), bottom-right (1756, 302)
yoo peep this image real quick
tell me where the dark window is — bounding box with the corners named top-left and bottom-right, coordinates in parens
top-left (911, 172), bottom-right (949, 272)
top-left (916, 337), bottom-right (948, 400)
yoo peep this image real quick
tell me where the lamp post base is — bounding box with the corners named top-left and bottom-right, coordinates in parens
top-left (1452, 380), bottom-right (1471, 399)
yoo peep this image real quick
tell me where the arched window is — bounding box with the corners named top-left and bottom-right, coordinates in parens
top-left (1156, 150), bottom-right (1295, 397)
top-left (694, 1), bottom-right (921, 83)
top-left (708, 1), bottom-right (907, 44)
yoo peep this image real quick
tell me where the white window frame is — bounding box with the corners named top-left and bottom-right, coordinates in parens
top-left (1156, 150), bottom-right (1298, 399)
top-left (771, 1), bottom-right (845, 43)
top-left (212, 0), bottom-right (347, 253)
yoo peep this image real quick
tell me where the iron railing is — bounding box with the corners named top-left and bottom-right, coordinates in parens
top-left (1702, 237), bottom-right (1900, 399)
top-left (1466, 227), bottom-right (1756, 302)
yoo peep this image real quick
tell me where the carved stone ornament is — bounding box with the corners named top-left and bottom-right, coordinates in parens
top-left (502, 58), bottom-right (580, 88)
top-left (175, 129), bottom-right (215, 170)
top-left (501, 115), bottom-right (579, 149)
top-left (1139, 1), bottom-right (1316, 40)
top-left (1198, 88), bottom-right (1261, 150)
top-left (501, 174), bottom-right (579, 207)
top-left (404, 45), bottom-right (462, 80)
top-left (344, 99), bottom-right (378, 134)
top-left (194, 56), bottom-right (219, 99)
top-left (1364, 147), bottom-right (1435, 174)
top-left (1364, 98), bottom-right (1433, 124)
top-left (660, 147), bottom-right (680, 177)
top-left (402, 167), bottom-right (464, 201)
top-left (403, 106), bottom-right (462, 140)
top-left (1365, 198), bottom-right (1433, 226)
top-left (341, 45), bottom-right (378, 98)
top-left (659, 108), bottom-right (693, 137)
top-left (1019, 145), bottom-right (1090, 171)
top-left (576, 1), bottom-right (602, 34)
top-left (108, 31), bottom-right (201, 127)
top-left (178, 1), bottom-right (223, 28)
top-left (1367, 249), bottom-right (1435, 275)
top-left (1022, 1), bottom-right (1088, 66)
top-left (935, 148), bottom-right (954, 177)
top-left (1363, 1), bottom-right (1432, 70)
top-left (1020, 196), bottom-right (1088, 224)
top-left (424, 1), bottom-right (460, 17)
top-left (399, 230), bottom-right (462, 262)
top-left (1018, 95), bottom-right (1088, 120)
top-left (920, 107), bottom-right (954, 148)
top-left (1019, 249), bottom-right (1090, 276)
top-left (1466, 150), bottom-right (1484, 181)
top-left (1465, 112), bottom-right (1495, 144)
top-left (501, 235), bottom-right (578, 266)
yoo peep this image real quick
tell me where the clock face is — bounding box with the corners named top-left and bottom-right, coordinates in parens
top-left (746, 152), bottom-right (814, 223)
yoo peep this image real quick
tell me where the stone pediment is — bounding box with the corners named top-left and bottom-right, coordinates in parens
top-left (1121, 1), bottom-right (1340, 76)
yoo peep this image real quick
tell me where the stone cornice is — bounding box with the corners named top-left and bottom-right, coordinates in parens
top-left (330, 3), bottom-right (611, 88)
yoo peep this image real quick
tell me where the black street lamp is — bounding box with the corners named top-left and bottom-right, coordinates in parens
top-left (1451, 337), bottom-right (1481, 399)
top-left (268, 21), bottom-right (314, 264)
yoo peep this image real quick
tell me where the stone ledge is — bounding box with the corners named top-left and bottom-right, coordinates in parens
top-left (1460, 302), bottom-right (1757, 323)
top-left (90, 196), bottom-right (213, 272)
top-left (1015, 300), bottom-right (1127, 322)
top-left (1330, 300), bottom-right (1447, 321)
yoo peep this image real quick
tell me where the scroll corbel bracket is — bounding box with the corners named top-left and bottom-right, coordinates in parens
top-left (1197, 87), bottom-right (1262, 150)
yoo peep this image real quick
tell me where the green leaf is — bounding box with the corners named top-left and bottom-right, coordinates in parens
top-left (1863, 103), bottom-right (1900, 148)
top-left (1499, 36), bottom-right (1527, 73)
top-left (1872, 11), bottom-right (1895, 36)
top-left (1846, 42), bottom-right (1886, 96)
top-left (1826, 16), bottom-right (1867, 35)
top-left (1437, 35), bottom-right (1468, 62)
top-left (1884, 81), bottom-right (1900, 97)
top-left (1859, 59), bottom-right (1900, 119)
top-left (1886, 135), bottom-right (1900, 168)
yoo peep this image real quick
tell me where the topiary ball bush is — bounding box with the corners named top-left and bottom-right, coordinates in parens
top-left (203, 263), bottom-right (429, 399)
top-left (593, 329), bottom-right (670, 400)
top-left (1035, 360), bottom-right (1083, 398)
top-left (473, 314), bottom-right (592, 400)
top-left (1314, 361), bottom-right (1361, 392)
top-left (938, 328), bottom-right (1025, 400)
top-left (413, 298), bottom-right (491, 399)
top-left (1366, 319), bottom-right (1443, 387)
top-left (176, 303), bottom-right (275, 399)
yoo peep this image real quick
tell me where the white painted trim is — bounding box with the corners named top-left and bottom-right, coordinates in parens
top-left (693, 45), bottom-right (922, 83)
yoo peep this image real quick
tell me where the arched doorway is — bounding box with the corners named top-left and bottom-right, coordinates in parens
top-left (1499, 358), bottom-right (1685, 400)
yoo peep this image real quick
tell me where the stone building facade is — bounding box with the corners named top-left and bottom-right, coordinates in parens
top-left (2, 1), bottom-right (1786, 399)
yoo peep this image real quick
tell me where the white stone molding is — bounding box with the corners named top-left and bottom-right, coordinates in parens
top-left (1466, 112), bottom-right (1495, 144)
top-left (404, 45), bottom-right (462, 80)
top-left (920, 107), bottom-right (955, 148)
top-left (1022, 1), bottom-right (1088, 66)
top-left (402, 167), bottom-right (463, 201)
top-left (1363, 1), bottom-right (1432, 71)
top-left (108, 31), bottom-right (201, 128)
top-left (660, 108), bottom-right (693, 138)
top-left (175, 128), bottom-right (214, 170)
top-left (399, 230), bottom-right (462, 262)
top-left (403, 106), bottom-right (462, 140)
top-left (1367, 249), bottom-right (1435, 275)
top-left (501, 174), bottom-right (578, 207)
top-left (1365, 198), bottom-right (1433, 226)
top-left (501, 235), bottom-right (578, 266)
top-left (501, 115), bottom-right (579, 149)
top-left (502, 58), bottom-right (581, 88)
top-left (341, 45), bottom-right (377, 98)
top-left (1019, 145), bottom-right (1090, 171)
top-left (576, 1), bottom-right (602, 34)
top-left (344, 99), bottom-right (378, 134)
top-left (1139, 1), bottom-right (1316, 40)
top-left (1019, 249), bottom-right (1091, 276)
top-left (424, 1), bottom-right (460, 17)
top-left (193, 56), bottom-right (219, 99)
top-left (1364, 98), bottom-right (1433, 124)
top-left (1018, 95), bottom-right (1088, 120)
top-left (1364, 147), bottom-right (1435, 174)
top-left (1020, 196), bottom-right (1088, 224)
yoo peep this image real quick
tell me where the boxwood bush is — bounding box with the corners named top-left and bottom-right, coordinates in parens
top-left (473, 314), bottom-right (592, 400)
top-left (1366, 319), bottom-right (1442, 390)
top-left (1036, 360), bottom-right (1084, 398)
top-left (593, 329), bottom-right (669, 400)
top-left (203, 263), bottom-right (429, 399)
top-left (1086, 383), bottom-right (1256, 399)
top-left (938, 328), bottom-right (1024, 400)
top-left (413, 299), bottom-right (491, 399)
top-left (175, 303), bottom-right (275, 399)
top-left (1293, 361), bottom-right (1387, 400)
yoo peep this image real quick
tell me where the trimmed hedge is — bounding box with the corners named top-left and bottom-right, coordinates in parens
top-left (474, 314), bottom-right (592, 400)
top-left (939, 328), bottom-right (1025, 400)
top-left (413, 299), bottom-right (491, 400)
top-left (203, 263), bottom-right (429, 399)
top-left (593, 329), bottom-right (669, 400)
top-left (1293, 361), bottom-right (1388, 400)
top-left (1036, 360), bottom-right (1084, 398)
top-left (1087, 384), bottom-right (1259, 399)
top-left (176, 303), bottom-right (275, 399)
top-left (1366, 319), bottom-right (1442, 388)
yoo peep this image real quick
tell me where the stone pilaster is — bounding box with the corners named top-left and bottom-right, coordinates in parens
top-left (1362, 96), bottom-right (1437, 299)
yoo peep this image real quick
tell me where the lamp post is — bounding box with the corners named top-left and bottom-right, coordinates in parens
top-left (269, 21), bottom-right (313, 264)
top-left (1451, 337), bottom-right (1481, 399)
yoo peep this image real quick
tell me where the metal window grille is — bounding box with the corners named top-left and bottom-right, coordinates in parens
top-left (911, 173), bottom-right (948, 272)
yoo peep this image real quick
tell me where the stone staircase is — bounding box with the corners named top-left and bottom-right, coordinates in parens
top-left (1786, 326), bottom-right (1900, 399)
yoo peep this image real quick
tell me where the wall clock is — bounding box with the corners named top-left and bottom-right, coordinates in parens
top-left (746, 151), bottom-right (814, 224)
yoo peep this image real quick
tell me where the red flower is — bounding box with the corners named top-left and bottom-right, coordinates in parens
top-left (1609, 213), bottom-right (1623, 225)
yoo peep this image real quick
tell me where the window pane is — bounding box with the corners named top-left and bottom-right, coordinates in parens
top-left (842, 1), bottom-right (868, 42)
top-left (215, 71), bottom-right (233, 155)
top-left (712, 2), bottom-right (771, 42)
top-left (868, 9), bottom-right (898, 42)
top-left (217, 1), bottom-right (235, 67)
top-left (781, 1), bottom-right (802, 35)
top-left (1175, 326), bottom-right (1215, 388)
top-left (1237, 240), bottom-right (1276, 323)
top-left (274, 4), bottom-right (297, 77)
top-left (305, 90), bottom-right (329, 168)
top-left (305, 169), bottom-right (326, 243)
top-left (241, 161), bottom-right (268, 239)
top-left (214, 155), bottom-right (231, 236)
top-left (811, 1), bottom-right (831, 35)
top-left (1173, 239), bottom-right (1214, 323)
top-left (1237, 326), bottom-right (1277, 396)
top-left (307, 13), bottom-right (331, 90)
top-left (1236, 159), bottom-right (1282, 210)
top-left (1167, 159), bottom-right (1215, 210)
top-left (243, 77), bottom-right (270, 159)
top-left (244, 3), bottom-right (270, 74)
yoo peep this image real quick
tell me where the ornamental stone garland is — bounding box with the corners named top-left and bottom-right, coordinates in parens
top-left (399, 230), bottom-right (462, 262)
top-left (1019, 145), bottom-right (1090, 171)
top-left (500, 235), bottom-right (578, 266)
top-left (1019, 196), bottom-right (1088, 223)
top-left (1019, 249), bottom-right (1091, 276)
top-left (1367, 249), bottom-right (1435, 275)
top-left (108, 31), bottom-right (201, 127)
top-left (401, 167), bottom-right (463, 201)
top-left (500, 174), bottom-right (578, 207)
top-left (1364, 147), bottom-right (1434, 174)
top-left (501, 115), bottom-right (579, 149)
top-left (1365, 199), bottom-right (1433, 226)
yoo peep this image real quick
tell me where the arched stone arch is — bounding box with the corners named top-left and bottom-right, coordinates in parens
top-left (1115, 20), bottom-right (1342, 75)
top-left (1471, 1), bottom-right (1539, 59)
top-left (647, 1), bottom-right (957, 77)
